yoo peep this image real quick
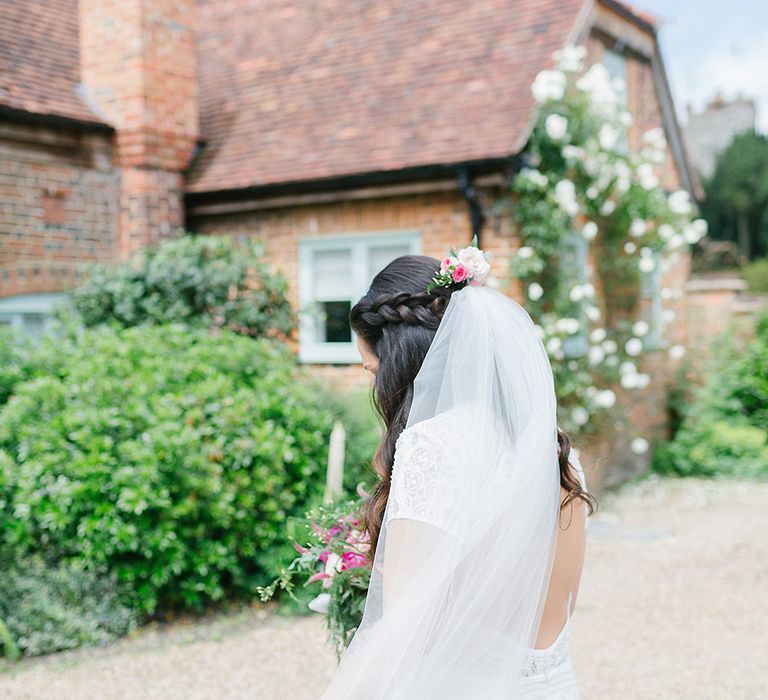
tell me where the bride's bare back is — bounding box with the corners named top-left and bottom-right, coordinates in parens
top-left (534, 463), bottom-right (588, 649)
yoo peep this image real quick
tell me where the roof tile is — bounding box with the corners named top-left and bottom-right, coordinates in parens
top-left (188, 0), bottom-right (585, 193)
top-left (0, 0), bottom-right (107, 126)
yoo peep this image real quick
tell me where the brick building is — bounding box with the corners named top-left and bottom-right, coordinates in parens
top-left (0, 0), bottom-right (697, 484)
top-left (684, 95), bottom-right (757, 179)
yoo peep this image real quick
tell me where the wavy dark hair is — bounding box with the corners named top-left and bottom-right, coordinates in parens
top-left (350, 255), bottom-right (596, 557)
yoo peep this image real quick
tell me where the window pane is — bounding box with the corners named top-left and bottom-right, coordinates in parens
top-left (320, 301), bottom-right (352, 343)
top-left (314, 249), bottom-right (353, 300)
top-left (22, 313), bottom-right (47, 339)
top-left (560, 230), bottom-right (589, 357)
top-left (603, 48), bottom-right (627, 101)
top-left (368, 244), bottom-right (412, 278)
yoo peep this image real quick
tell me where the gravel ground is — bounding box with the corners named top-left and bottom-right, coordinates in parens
top-left (1, 476), bottom-right (766, 699)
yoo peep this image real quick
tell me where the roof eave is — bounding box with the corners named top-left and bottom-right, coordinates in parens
top-left (599, 0), bottom-right (657, 35)
top-left (0, 105), bottom-right (114, 134)
top-left (185, 154), bottom-right (517, 207)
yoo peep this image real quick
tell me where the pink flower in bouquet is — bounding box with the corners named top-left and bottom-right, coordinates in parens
top-left (293, 542), bottom-right (310, 554)
top-left (441, 256), bottom-right (459, 272)
top-left (341, 551), bottom-right (368, 571)
top-left (451, 264), bottom-right (470, 283)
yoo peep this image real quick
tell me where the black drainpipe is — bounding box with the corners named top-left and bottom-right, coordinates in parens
top-left (457, 167), bottom-right (486, 246)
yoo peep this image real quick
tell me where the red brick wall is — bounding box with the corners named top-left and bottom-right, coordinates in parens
top-left (189, 188), bottom-right (491, 390)
top-left (0, 122), bottom-right (119, 296)
top-left (78, 0), bottom-right (198, 259)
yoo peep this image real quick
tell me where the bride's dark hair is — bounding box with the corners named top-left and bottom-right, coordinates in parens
top-left (350, 254), bottom-right (596, 557)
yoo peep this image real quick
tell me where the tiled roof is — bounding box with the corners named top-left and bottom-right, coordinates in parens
top-left (0, 0), bottom-right (107, 127)
top-left (187, 0), bottom-right (586, 194)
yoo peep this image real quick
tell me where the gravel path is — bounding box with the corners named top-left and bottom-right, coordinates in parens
top-left (1, 476), bottom-right (766, 699)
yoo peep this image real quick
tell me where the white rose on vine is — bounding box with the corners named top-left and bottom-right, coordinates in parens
top-left (588, 345), bottom-right (605, 365)
top-left (595, 389), bottom-right (616, 408)
top-left (630, 219), bottom-right (647, 237)
top-left (554, 179), bottom-right (579, 217)
top-left (590, 328), bottom-right (606, 343)
top-left (669, 345), bottom-right (686, 360)
top-left (668, 190), bottom-right (693, 215)
top-left (554, 44), bottom-right (587, 72)
top-left (545, 113), bottom-right (569, 141)
top-left (528, 282), bottom-right (544, 301)
top-left (625, 338), bottom-right (643, 356)
top-left (658, 224), bottom-right (675, 241)
top-left (585, 305), bottom-right (601, 321)
top-left (571, 406), bottom-right (590, 427)
top-left (581, 221), bottom-right (598, 240)
top-left (532, 70), bottom-right (566, 102)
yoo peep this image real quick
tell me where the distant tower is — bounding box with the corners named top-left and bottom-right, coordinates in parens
top-left (684, 94), bottom-right (757, 179)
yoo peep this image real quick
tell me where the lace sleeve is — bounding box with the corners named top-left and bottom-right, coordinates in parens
top-left (385, 416), bottom-right (460, 534)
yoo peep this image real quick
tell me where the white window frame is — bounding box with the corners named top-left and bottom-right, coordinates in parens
top-left (560, 229), bottom-right (590, 358)
top-left (603, 47), bottom-right (628, 101)
top-left (0, 293), bottom-right (66, 338)
top-left (298, 230), bottom-right (422, 363)
top-left (640, 251), bottom-right (664, 349)
top-left (603, 47), bottom-right (629, 154)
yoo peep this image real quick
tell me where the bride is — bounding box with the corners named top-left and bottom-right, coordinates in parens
top-left (320, 243), bottom-right (596, 699)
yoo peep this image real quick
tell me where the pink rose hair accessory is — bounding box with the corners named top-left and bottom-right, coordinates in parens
top-left (427, 235), bottom-right (490, 292)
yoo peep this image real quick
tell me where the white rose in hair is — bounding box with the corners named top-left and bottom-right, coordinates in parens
top-left (457, 246), bottom-right (490, 285)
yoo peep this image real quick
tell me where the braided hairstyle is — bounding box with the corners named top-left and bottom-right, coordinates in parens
top-left (350, 255), bottom-right (595, 558)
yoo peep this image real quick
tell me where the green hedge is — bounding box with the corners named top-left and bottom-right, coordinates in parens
top-left (654, 314), bottom-right (768, 478)
top-left (69, 235), bottom-right (295, 340)
top-left (0, 325), bottom-right (334, 615)
top-left (0, 555), bottom-right (136, 658)
top-left (743, 258), bottom-right (768, 294)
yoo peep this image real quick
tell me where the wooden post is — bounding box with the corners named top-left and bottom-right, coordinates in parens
top-left (324, 420), bottom-right (345, 503)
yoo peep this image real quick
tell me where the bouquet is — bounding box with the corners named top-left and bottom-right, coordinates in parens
top-left (258, 498), bottom-right (371, 659)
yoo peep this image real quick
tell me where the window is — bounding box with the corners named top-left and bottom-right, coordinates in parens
top-left (0, 293), bottom-right (66, 339)
top-left (560, 229), bottom-right (590, 357)
top-left (603, 47), bottom-right (628, 103)
top-left (640, 251), bottom-right (664, 349)
top-left (298, 231), bottom-right (422, 363)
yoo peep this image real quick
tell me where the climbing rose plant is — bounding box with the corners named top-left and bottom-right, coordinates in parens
top-left (511, 45), bottom-right (707, 446)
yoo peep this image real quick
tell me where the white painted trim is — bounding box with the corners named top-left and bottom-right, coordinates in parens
top-left (0, 292), bottom-right (67, 336)
top-left (298, 230), bottom-right (422, 364)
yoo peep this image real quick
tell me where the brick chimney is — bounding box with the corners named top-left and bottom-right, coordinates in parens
top-left (79, 0), bottom-right (199, 258)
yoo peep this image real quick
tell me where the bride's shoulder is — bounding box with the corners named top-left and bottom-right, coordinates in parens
top-left (396, 406), bottom-right (468, 452)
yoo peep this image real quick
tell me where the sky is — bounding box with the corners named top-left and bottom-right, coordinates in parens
top-left (636, 0), bottom-right (768, 131)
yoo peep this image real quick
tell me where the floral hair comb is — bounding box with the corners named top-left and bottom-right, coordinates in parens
top-left (427, 235), bottom-right (491, 293)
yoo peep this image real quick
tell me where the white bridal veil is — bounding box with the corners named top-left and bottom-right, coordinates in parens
top-left (321, 285), bottom-right (561, 699)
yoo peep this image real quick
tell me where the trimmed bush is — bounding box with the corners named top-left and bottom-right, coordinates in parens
top-left (743, 258), bottom-right (768, 294)
top-left (0, 554), bottom-right (136, 658)
top-left (0, 325), bottom-right (334, 615)
top-left (654, 314), bottom-right (768, 478)
top-left (0, 328), bottom-right (26, 406)
top-left (69, 235), bottom-right (295, 340)
top-left (0, 327), bottom-right (70, 407)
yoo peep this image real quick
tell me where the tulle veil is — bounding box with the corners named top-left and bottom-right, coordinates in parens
top-left (321, 284), bottom-right (561, 699)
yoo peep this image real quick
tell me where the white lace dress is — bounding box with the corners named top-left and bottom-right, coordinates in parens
top-left (386, 417), bottom-right (587, 699)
